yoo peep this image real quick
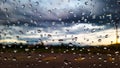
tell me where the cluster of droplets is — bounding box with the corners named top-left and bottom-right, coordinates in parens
top-left (0, 0), bottom-right (120, 68)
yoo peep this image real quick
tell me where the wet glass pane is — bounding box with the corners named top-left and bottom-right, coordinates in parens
top-left (0, 0), bottom-right (120, 68)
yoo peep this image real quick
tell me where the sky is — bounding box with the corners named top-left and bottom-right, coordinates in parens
top-left (0, 0), bottom-right (120, 46)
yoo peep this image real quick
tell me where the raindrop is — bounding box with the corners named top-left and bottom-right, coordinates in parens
top-left (98, 39), bottom-right (102, 42)
top-left (21, 4), bottom-right (25, 8)
top-left (35, 1), bottom-right (39, 6)
top-left (12, 57), bottom-right (17, 61)
top-left (85, 2), bottom-right (88, 5)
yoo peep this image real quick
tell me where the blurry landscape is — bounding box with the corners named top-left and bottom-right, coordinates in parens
top-left (0, 43), bottom-right (120, 54)
top-left (1, 43), bottom-right (120, 68)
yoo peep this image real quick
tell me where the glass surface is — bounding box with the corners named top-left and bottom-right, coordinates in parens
top-left (0, 0), bottom-right (120, 68)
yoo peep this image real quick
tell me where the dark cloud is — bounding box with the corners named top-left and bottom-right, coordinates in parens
top-left (0, 0), bottom-right (119, 27)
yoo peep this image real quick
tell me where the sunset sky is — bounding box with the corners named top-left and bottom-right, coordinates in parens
top-left (0, 0), bottom-right (120, 46)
